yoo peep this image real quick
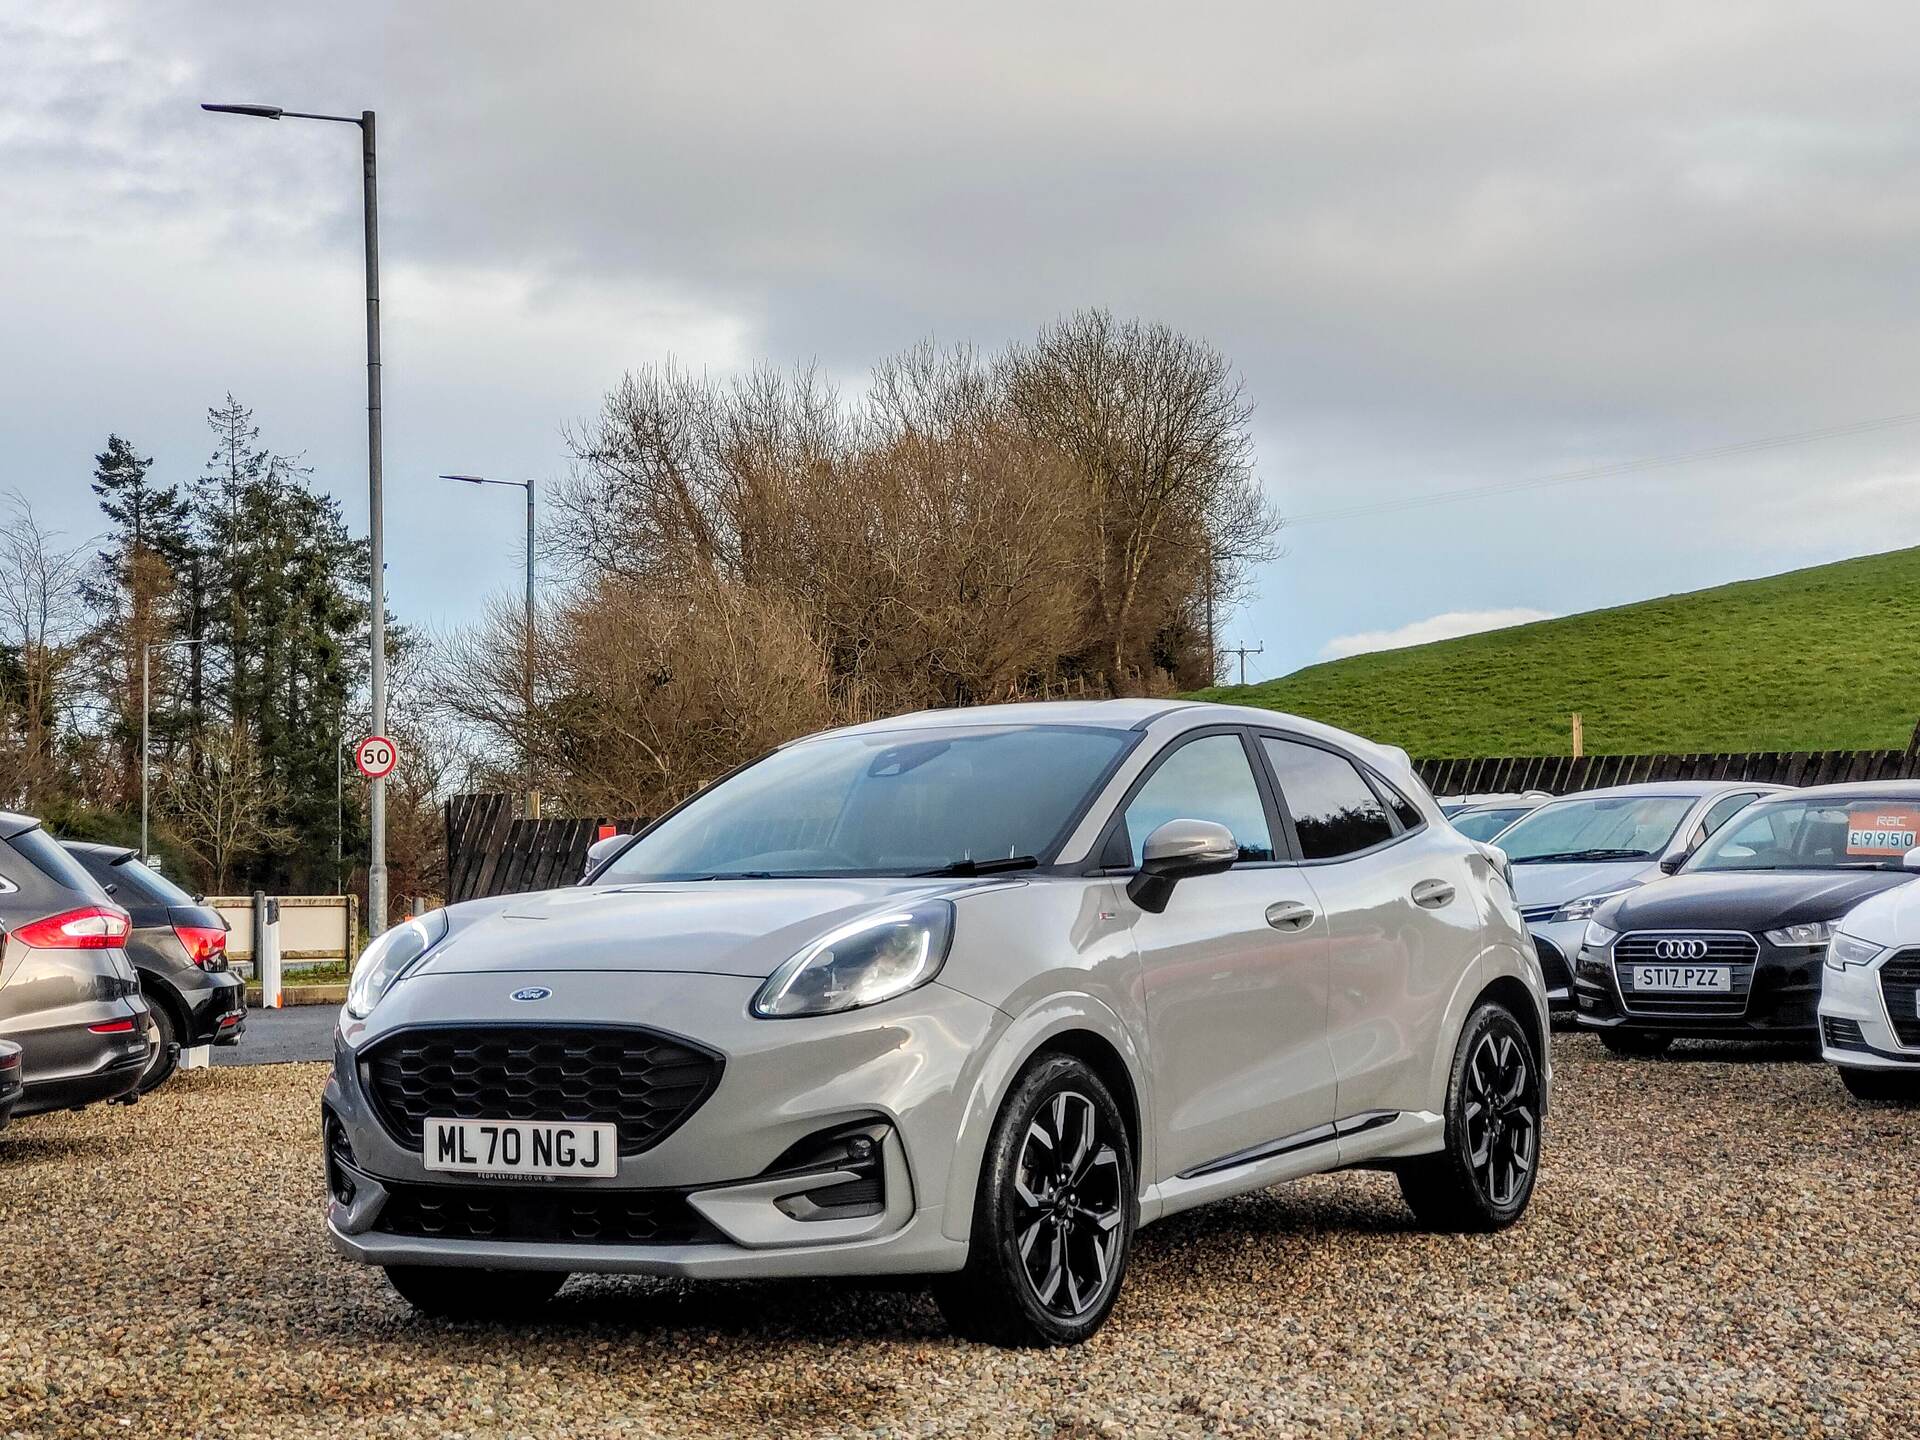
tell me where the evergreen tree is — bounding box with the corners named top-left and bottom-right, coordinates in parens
top-left (81, 435), bottom-right (192, 808)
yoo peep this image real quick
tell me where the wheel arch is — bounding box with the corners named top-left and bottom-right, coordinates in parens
top-left (138, 969), bottom-right (190, 1044)
top-left (1473, 973), bottom-right (1548, 1099)
top-left (940, 994), bottom-right (1150, 1242)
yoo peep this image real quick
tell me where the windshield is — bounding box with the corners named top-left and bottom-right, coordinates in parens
top-left (1495, 794), bottom-right (1696, 863)
top-left (1453, 807), bottom-right (1529, 842)
top-left (598, 724), bottom-right (1136, 881)
top-left (1688, 796), bottom-right (1920, 872)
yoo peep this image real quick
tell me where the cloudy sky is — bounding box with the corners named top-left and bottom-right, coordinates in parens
top-left (7, 2), bottom-right (1920, 678)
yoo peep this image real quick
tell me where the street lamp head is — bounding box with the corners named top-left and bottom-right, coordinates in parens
top-left (201, 102), bottom-right (284, 119)
top-left (439, 474), bottom-right (486, 485)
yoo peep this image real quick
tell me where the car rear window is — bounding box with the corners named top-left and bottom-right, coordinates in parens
top-left (7, 828), bottom-right (112, 900)
top-left (100, 854), bottom-right (198, 908)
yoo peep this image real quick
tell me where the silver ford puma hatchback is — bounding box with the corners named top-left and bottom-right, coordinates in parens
top-left (325, 700), bottom-right (1549, 1345)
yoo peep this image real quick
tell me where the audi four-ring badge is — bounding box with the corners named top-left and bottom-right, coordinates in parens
top-left (323, 700), bottom-right (1550, 1346)
top-left (1573, 782), bottom-right (1920, 1057)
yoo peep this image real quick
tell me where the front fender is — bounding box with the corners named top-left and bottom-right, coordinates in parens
top-left (939, 992), bottom-right (1153, 1240)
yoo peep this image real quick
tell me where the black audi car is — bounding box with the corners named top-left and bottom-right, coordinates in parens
top-left (1574, 783), bottom-right (1920, 1054)
top-left (63, 842), bottom-right (244, 1092)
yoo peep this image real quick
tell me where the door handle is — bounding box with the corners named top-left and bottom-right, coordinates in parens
top-left (1411, 878), bottom-right (1456, 909)
top-left (1265, 900), bottom-right (1316, 931)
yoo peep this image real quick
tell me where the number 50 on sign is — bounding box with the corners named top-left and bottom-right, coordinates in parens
top-left (355, 735), bottom-right (399, 779)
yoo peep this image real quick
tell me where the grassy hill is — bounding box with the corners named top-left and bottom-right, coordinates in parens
top-left (1194, 546), bottom-right (1920, 757)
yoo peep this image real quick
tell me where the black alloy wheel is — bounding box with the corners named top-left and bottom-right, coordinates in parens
top-left (1399, 1001), bottom-right (1543, 1231)
top-left (936, 1053), bottom-right (1136, 1346)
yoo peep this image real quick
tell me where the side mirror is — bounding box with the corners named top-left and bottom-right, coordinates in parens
top-left (1658, 849), bottom-right (1693, 876)
top-left (1903, 846), bottom-right (1920, 872)
top-left (1126, 819), bottom-right (1238, 914)
top-left (582, 834), bottom-right (629, 879)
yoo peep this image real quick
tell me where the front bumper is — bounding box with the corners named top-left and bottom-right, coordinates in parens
top-left (324, 969), bottom-right (1002, 1279)
top-left (1819, 950), bottom-right (1920, 1070)
top-left (1572, 934), bottom-right (1823, 1039)
top-left (1525, 919), bottom-right (1581, 1012)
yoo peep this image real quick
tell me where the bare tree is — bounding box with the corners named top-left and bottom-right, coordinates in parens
top-left (0, 490), bottom-right (92, 808)
top-left (160, 722), bottom-right (293, 892)
top-left (1003, 310), bottom-right (1278, 688)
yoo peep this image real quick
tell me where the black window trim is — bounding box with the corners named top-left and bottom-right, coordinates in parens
top-left (1089, 724), bottom-right (1299, 875)
top-left (1252, 729), bottom-right (1426, 867)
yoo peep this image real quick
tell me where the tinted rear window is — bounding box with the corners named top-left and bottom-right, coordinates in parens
top-left (7, 829), bottom-right (111, 900)
top-left (97, 853), bottom-right (198, 908)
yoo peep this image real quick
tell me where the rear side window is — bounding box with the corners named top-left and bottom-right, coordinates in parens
top-left (1700, 792), bottom-right (1760, 839)
top-left (1119, 734), bottom-right (1276, 865)
top-left (1262, 738), bottom-right (1397, 860)
top-left (7, 829), bottom-right (111, 900)
top-left (1371, 776), bottom-right (1424, 832)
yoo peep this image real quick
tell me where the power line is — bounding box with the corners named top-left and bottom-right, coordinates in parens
top-left (1286, 408), bottom-right (1920, 526)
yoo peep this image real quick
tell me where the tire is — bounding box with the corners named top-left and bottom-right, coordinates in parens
top-left (934, 1053), bottom-right (1136, 1346)
top-left (384, 1266), bottom-right (568, 1320)
top-left (1598, 1028), bottom-right (1673, 1058)
top-left (138, 1000), bottom-right (179, 1095)
top-left (1839, 1066), bottom-right (1920, 1103)
top-left (1398, 1001), bottom-right (1543, 1232)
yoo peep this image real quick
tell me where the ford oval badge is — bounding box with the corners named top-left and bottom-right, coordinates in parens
top-left (510, 986), bottom-right (552, 1003)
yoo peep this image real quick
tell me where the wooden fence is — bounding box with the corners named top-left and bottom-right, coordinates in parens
top-left (1416, 722), bottom-right (1920, 798)
top-left (443, 794), bottom-right (645, 904)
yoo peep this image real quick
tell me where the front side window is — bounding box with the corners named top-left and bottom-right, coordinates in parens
top-left (1494, 794), bottom-right (1696, 864)
top-left (1262, 738), bottom-right (1396, 860)
top-left (599, 724), bottom-right (1135, 881)
top-left (1120, 734), bottom-right (1275, 866)
top-left (1689, 796), bottom-right (1920, 873)
top-left (1699, 792), bottom-right (1760, 840)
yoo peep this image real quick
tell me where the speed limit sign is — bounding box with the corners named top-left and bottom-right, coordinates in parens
top-left (354, 734), bottom-right (399, 780)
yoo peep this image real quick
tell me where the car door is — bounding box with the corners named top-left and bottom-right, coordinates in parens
top-left (1110, 728), bottom-right (1335, 1182)
top-left (1257, 734), bottom-right (1485, 1125)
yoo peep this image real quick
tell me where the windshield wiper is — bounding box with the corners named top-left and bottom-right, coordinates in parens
top-left (1510, 848), bottom-right (1651, 864)
top-left (913, 855), bottom-right (1041, 877)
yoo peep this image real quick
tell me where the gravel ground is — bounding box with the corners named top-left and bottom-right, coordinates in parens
top-left (2, 1035), bottom-right (1915, 1439)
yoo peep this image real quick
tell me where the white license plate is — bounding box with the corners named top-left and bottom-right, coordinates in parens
top-left (424, 1118), bottom-right (617, 1178)
top-left (1633, 965), bottom-right (1731, 993)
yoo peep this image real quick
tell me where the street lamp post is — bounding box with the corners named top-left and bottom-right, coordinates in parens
top-left (202, 101), bottom-right (390, 935)
top-left (141, 639), bottom-right (203, 863)
top-left (440, 474), bottom-right (538, 818)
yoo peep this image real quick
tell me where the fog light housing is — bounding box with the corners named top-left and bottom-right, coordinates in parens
top-left (765, 1121), bottom-right (890, 1222)
top-left (323, 1108), bottom-right (358, 1208)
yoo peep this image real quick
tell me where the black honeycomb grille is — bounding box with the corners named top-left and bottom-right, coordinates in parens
top-left (362, 1025), bottom-right (722, 1157)
top-left (1880, 950), bottom-right (1920, 1047)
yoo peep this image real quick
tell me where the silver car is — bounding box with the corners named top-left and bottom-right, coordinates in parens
top-left (325, 700), bottom-right (1549, 1345)
top-left (1495, 781), bottom-right (1782, 1012)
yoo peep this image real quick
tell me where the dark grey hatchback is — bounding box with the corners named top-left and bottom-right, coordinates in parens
top-left (0, 812), bottom-right (153, 1114)
top-left (64, 842), bottom-right (244, 1092)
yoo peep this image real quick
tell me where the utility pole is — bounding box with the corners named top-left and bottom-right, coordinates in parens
top-left (1204, 547), bottom-right (1216, 684)
top-left (141, 639), bottom-right (203, 863)
top-left (1224, 641), bottom-right (1264, 687)
top-left (202, 101), bottom-right (389, 934)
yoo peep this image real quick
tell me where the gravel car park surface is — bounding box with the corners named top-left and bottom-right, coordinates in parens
top-left (2, 1035), bottom-right (1915, 1439)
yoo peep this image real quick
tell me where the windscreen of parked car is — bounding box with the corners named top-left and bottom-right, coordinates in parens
top-left (1452, 806), bottom-right (1529, 842)
top-left (1686, 795), bottom-right (1920, 872)
top-left (1494, 794), bottom-right (1696, 864)
top-left (598, 724), bottom-right (1137, 880)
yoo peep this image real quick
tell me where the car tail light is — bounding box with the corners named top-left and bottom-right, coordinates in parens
top-left (14, 905), bottom-right (132, 950)
top-left (88, 1018), bottom-right (137, 1034)
top-left (0, 1049), bottom-right (19, 1071)
top-left (174, 923), bottom-right (227, 968)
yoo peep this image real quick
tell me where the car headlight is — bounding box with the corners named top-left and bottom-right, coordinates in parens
top-left (1551, 885), bottom-right (1639, 924)
top-left (752, 901), bottom-right (954, 1019)
top-left (1582, 921), bottom-right (1618, 951)
top-left (1764, 919), bottom-right (1838, 949)
top-left (345, 910), bottom-right (449, 1019)
top-left (1825, 932), bottom-right (1885, 972)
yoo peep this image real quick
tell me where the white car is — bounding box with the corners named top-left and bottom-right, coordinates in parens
top-left (1493, 781), bottom-right (1782, 1011)
top-left (324, 700), bottom-right (1549, 1344)
top-left (1821, 868), bottom-right (1920, 1101)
